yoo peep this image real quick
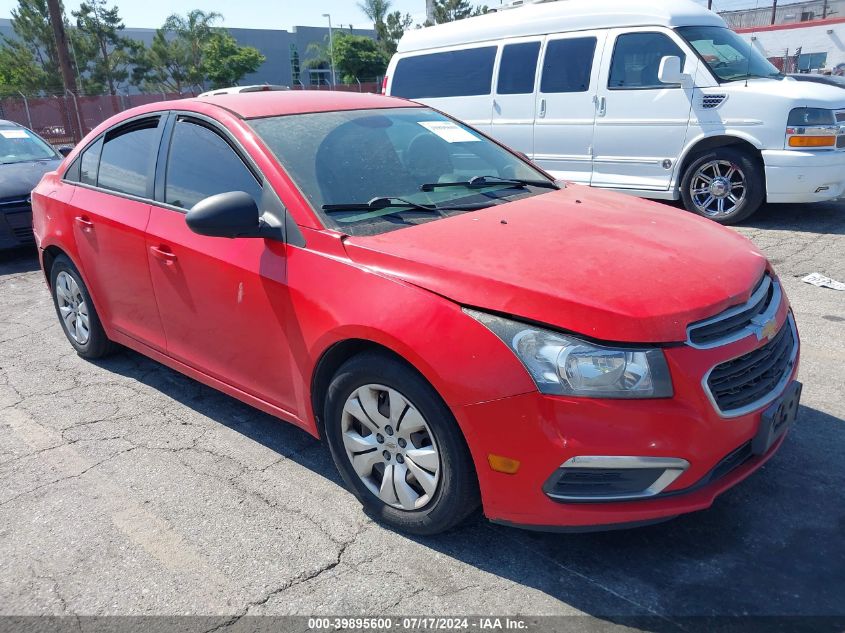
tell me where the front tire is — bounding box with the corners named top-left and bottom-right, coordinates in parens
top-left (680, 147), bottom-right (764, 225)
top-left (50, 254), bottom-right (116, 359)
top-left (324, 352), bottom-right (479, 535)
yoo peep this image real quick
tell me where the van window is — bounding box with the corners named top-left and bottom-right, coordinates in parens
top-left (392, 47), bottom-right (497, 99)
top-left (497, 42), bottom-right (541, 95)
top-left (540, 37), bottom-right (597, 93)
top-left (608, 32), bottom-right (686, 90)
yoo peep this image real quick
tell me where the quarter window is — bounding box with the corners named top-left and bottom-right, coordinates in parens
top-left (97, 118), bottom-right (160, 197)
top-left (80, 137), bottom-right (102, 186)
top-left (164, 119), bottom-right (262, 210)
top-left (608, 32), bottom-right (686, 90)
top-left (391, 47), bottom-right (497, 99)
top-left (540, 37), bottom-right (597, 93)
top-left (497, 42), bottom-right (540, 95)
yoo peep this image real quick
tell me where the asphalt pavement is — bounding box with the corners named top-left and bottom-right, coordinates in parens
top-left (0, 199), bottom-right (843, 631)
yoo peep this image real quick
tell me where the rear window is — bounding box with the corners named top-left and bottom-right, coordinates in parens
top-left (392, 47), bottom-right (497, 99)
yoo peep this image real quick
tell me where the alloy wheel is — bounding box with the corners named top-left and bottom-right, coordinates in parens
top-left (55, 271), bottom-right (90, 345)
top-left (341, 384), bottom-right (441, 511)
top-left (689, 159), bottom-right (747, 218)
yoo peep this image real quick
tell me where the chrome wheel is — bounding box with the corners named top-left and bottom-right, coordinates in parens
top-left (689, 159), bottom-right (746, 218)
top-left (55, 271), bottom-right (90, 345)
top-left (341, 384), bottom-right (441, 511)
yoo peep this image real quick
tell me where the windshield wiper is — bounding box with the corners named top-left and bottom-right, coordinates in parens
top-left (322, 196), bottom-right (441, 214)
top-left (420, 175), bottom-right (559, 192)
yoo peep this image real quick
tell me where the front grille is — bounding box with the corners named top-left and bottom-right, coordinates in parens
top-left (836, 111), bottom-right (845, 123)
top-left (687, 274), bottom-right (779, 348)
top-left (1, 200), bottom-right (34, 244)
top-left (837, 135), bottom-right (845, 149)
top-left (706, 316), bottom-right (796, 416)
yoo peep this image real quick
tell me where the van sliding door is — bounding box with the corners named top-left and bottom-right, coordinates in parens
top-left (490, 38), bottom-right (542, 157)
top-left (533, 30), bottom-right (608, 184)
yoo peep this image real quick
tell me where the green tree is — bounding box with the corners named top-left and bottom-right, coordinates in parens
top-left (72, 0), bottom-right (135, 95)
top-left (357, 0), bottom-right (391, 41)
top-left (130, 29), bottom-right (191, 93)
top-left (383, 11), bottom-right (413, 56)
top-left (0, 39), bottom-right (48, 94)
top-left (201, 32), bottom-right (265, 89)
top-left (162, 9), bottom-right (222, 90)
top-left (5, 0), bottom-right (63, 92)
top-left (431, 0), bottom-right (487, 24)
top-left (332, 32), bottom-right (388, 83)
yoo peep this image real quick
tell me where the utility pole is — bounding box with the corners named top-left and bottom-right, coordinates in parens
top-left (707, 0), bottom-right (713, 10)
top-left (46, 0), bottom-right (78, 95)
top-left (322, 13), bottom-right (336, 87)
top-left (770, 0), bottom-right (778, 25)
top-left (822, 0), bottom-right (829, 19)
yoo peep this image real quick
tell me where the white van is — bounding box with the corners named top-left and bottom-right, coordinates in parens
top-left (385, 0), bottom-right (845, 223)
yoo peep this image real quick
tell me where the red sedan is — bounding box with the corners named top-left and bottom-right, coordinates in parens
top-left (31, 92), bottom-right (801, 534)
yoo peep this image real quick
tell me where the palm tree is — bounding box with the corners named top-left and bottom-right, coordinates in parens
top-left (163, 9), bottom-right (222, 90)
top-left (357, 0), bottom-right (391, 39)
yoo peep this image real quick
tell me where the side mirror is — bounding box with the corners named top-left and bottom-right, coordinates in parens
top-left (658, 56), bottom-right (687, 85)
top-left (186, 191), bottom-right (262, 238)
top-left (57, 146), bottom-right (73, 157)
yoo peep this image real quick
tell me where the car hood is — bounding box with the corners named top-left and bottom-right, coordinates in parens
top-left (735, 77), bottom-right (845, 107)
top-left (0, 160), bottom-right (61, 201)
top-left (342, 187), bottom-right (768, 343)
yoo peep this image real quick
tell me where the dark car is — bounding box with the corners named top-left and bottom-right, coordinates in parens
top-left (0, 120), bottom-right (64, 249)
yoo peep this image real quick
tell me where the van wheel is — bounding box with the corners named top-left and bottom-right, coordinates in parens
top-left (50, 255), bottom-right (116, 359)
top-left (324, 351), bottom-right (479, 535)
top-left (680, 147), bottom-right (764, 225)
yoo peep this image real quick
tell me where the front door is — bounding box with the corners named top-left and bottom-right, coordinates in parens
top-left (490, 38), bottom-right (542, 157)
top-left (145, 116), bottom-right (297, 413)
top-left (532, 30), bottom-right (608, 183)
top-left (590, 28), bottom-right (698, 191)
top-left (68, 116), bottom-right (166, 350)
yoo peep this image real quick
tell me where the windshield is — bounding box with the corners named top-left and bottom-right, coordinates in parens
top-left (677, 26), bottom-right (782, 82)
top-left (249, 107), bottom-right (554, 235)
top-left (0, 127), bottom-right (59, 164)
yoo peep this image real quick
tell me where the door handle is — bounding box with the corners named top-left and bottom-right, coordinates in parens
top-left (596, 96), bottom-right (607, 117)
top-left (74, 216), bottom-right (94, 231)
top-left (150, 245), bottom-right (177, 264)
top-left (538, 98), bottom-right (546, 119)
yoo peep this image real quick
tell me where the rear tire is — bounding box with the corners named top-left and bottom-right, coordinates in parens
top-left (324, 351), bottom-right (479, 535)
top-left (50, 255), bottom-right (116, 359)
top-left (680, 147), bottom-right (764, 225)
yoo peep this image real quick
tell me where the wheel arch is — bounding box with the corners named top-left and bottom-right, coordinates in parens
top-left (675, 134), bottom-right (764, 192)
top-left (41, 244), bottom-right (71, 289)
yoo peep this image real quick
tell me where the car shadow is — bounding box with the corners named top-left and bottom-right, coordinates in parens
top-left (0, 244), bottom-right (40, 274)
top-left (93, 347), bottom-right (845, 629)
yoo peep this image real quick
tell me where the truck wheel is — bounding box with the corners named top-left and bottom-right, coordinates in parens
top-left (680, 147), bottom-right (764, 225)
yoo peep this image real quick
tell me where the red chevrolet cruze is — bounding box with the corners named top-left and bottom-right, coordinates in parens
top-left (31, 92), bottom-right (801, 534)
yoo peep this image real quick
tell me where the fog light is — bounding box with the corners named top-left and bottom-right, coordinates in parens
top-left (488, 454), bottom-right (521, 474)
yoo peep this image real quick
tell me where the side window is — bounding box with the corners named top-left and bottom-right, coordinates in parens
top-left (164, 119), bottom-right (262, 210)
top-left (608, 32), bottom-right (686, 90)
top-left (391, 47), bottom-right (497, 99)
top-left (497, 42), bottom-right (540, 95)
top-left (98, 118), bottom-right (160, 197)
top-left (80, 137), bottom-right (103, 186)
top-left (540, 37), bottom-right (597, 93)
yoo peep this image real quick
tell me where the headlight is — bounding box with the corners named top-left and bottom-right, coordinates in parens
top-left (786, 108), bottom-right (838, 148)
top-left (465, 309), bottom-right (673, 398)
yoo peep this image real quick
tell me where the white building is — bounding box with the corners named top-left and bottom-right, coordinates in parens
top-left (736, 17), bottom-right (845, 74)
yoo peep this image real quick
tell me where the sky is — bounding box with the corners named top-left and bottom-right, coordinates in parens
top-left (0, 0), bottom-right (775, 31)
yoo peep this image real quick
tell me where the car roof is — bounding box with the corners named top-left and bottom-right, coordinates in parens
top-left (397, 0), bottom-right (724, 53)
top-left (188, 90), bottom-right (416, 119)
top-left (0, 119), bottom-right (22, 129)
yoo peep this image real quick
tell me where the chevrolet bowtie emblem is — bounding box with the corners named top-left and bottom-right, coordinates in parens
top-left (753, 316), bottom-right (778, 341)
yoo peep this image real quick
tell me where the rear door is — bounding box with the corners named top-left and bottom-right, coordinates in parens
top-left (66, 116), bottom-right (166, 349)
top-left (532, 30), bottom-right (608, 183)
top-left (389, 45), bottom-right (498, 133)
top-left (491, 38), bottom-right (542, 157)
top-left (590, 28), bottom-right (697, 191)
top-left (145, 114), bottom-right (298, 413)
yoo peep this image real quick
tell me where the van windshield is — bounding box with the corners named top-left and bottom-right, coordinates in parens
top-left (249, 107), bottom-right (555, 236)
top-left (677, 26), bottom-right (782, 82)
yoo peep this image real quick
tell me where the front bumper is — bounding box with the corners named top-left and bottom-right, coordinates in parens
top-left (456, 309), bottom-right (799, 530)
top-left (762, 149), bottom-right (845, 203)
top-left (0, 199), bottom-right (34, 250)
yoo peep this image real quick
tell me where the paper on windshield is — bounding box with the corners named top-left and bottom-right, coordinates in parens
top-left (417, 121), bottom-right (480, 143)
top-left (1, 129), bottom-right (30, 139)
